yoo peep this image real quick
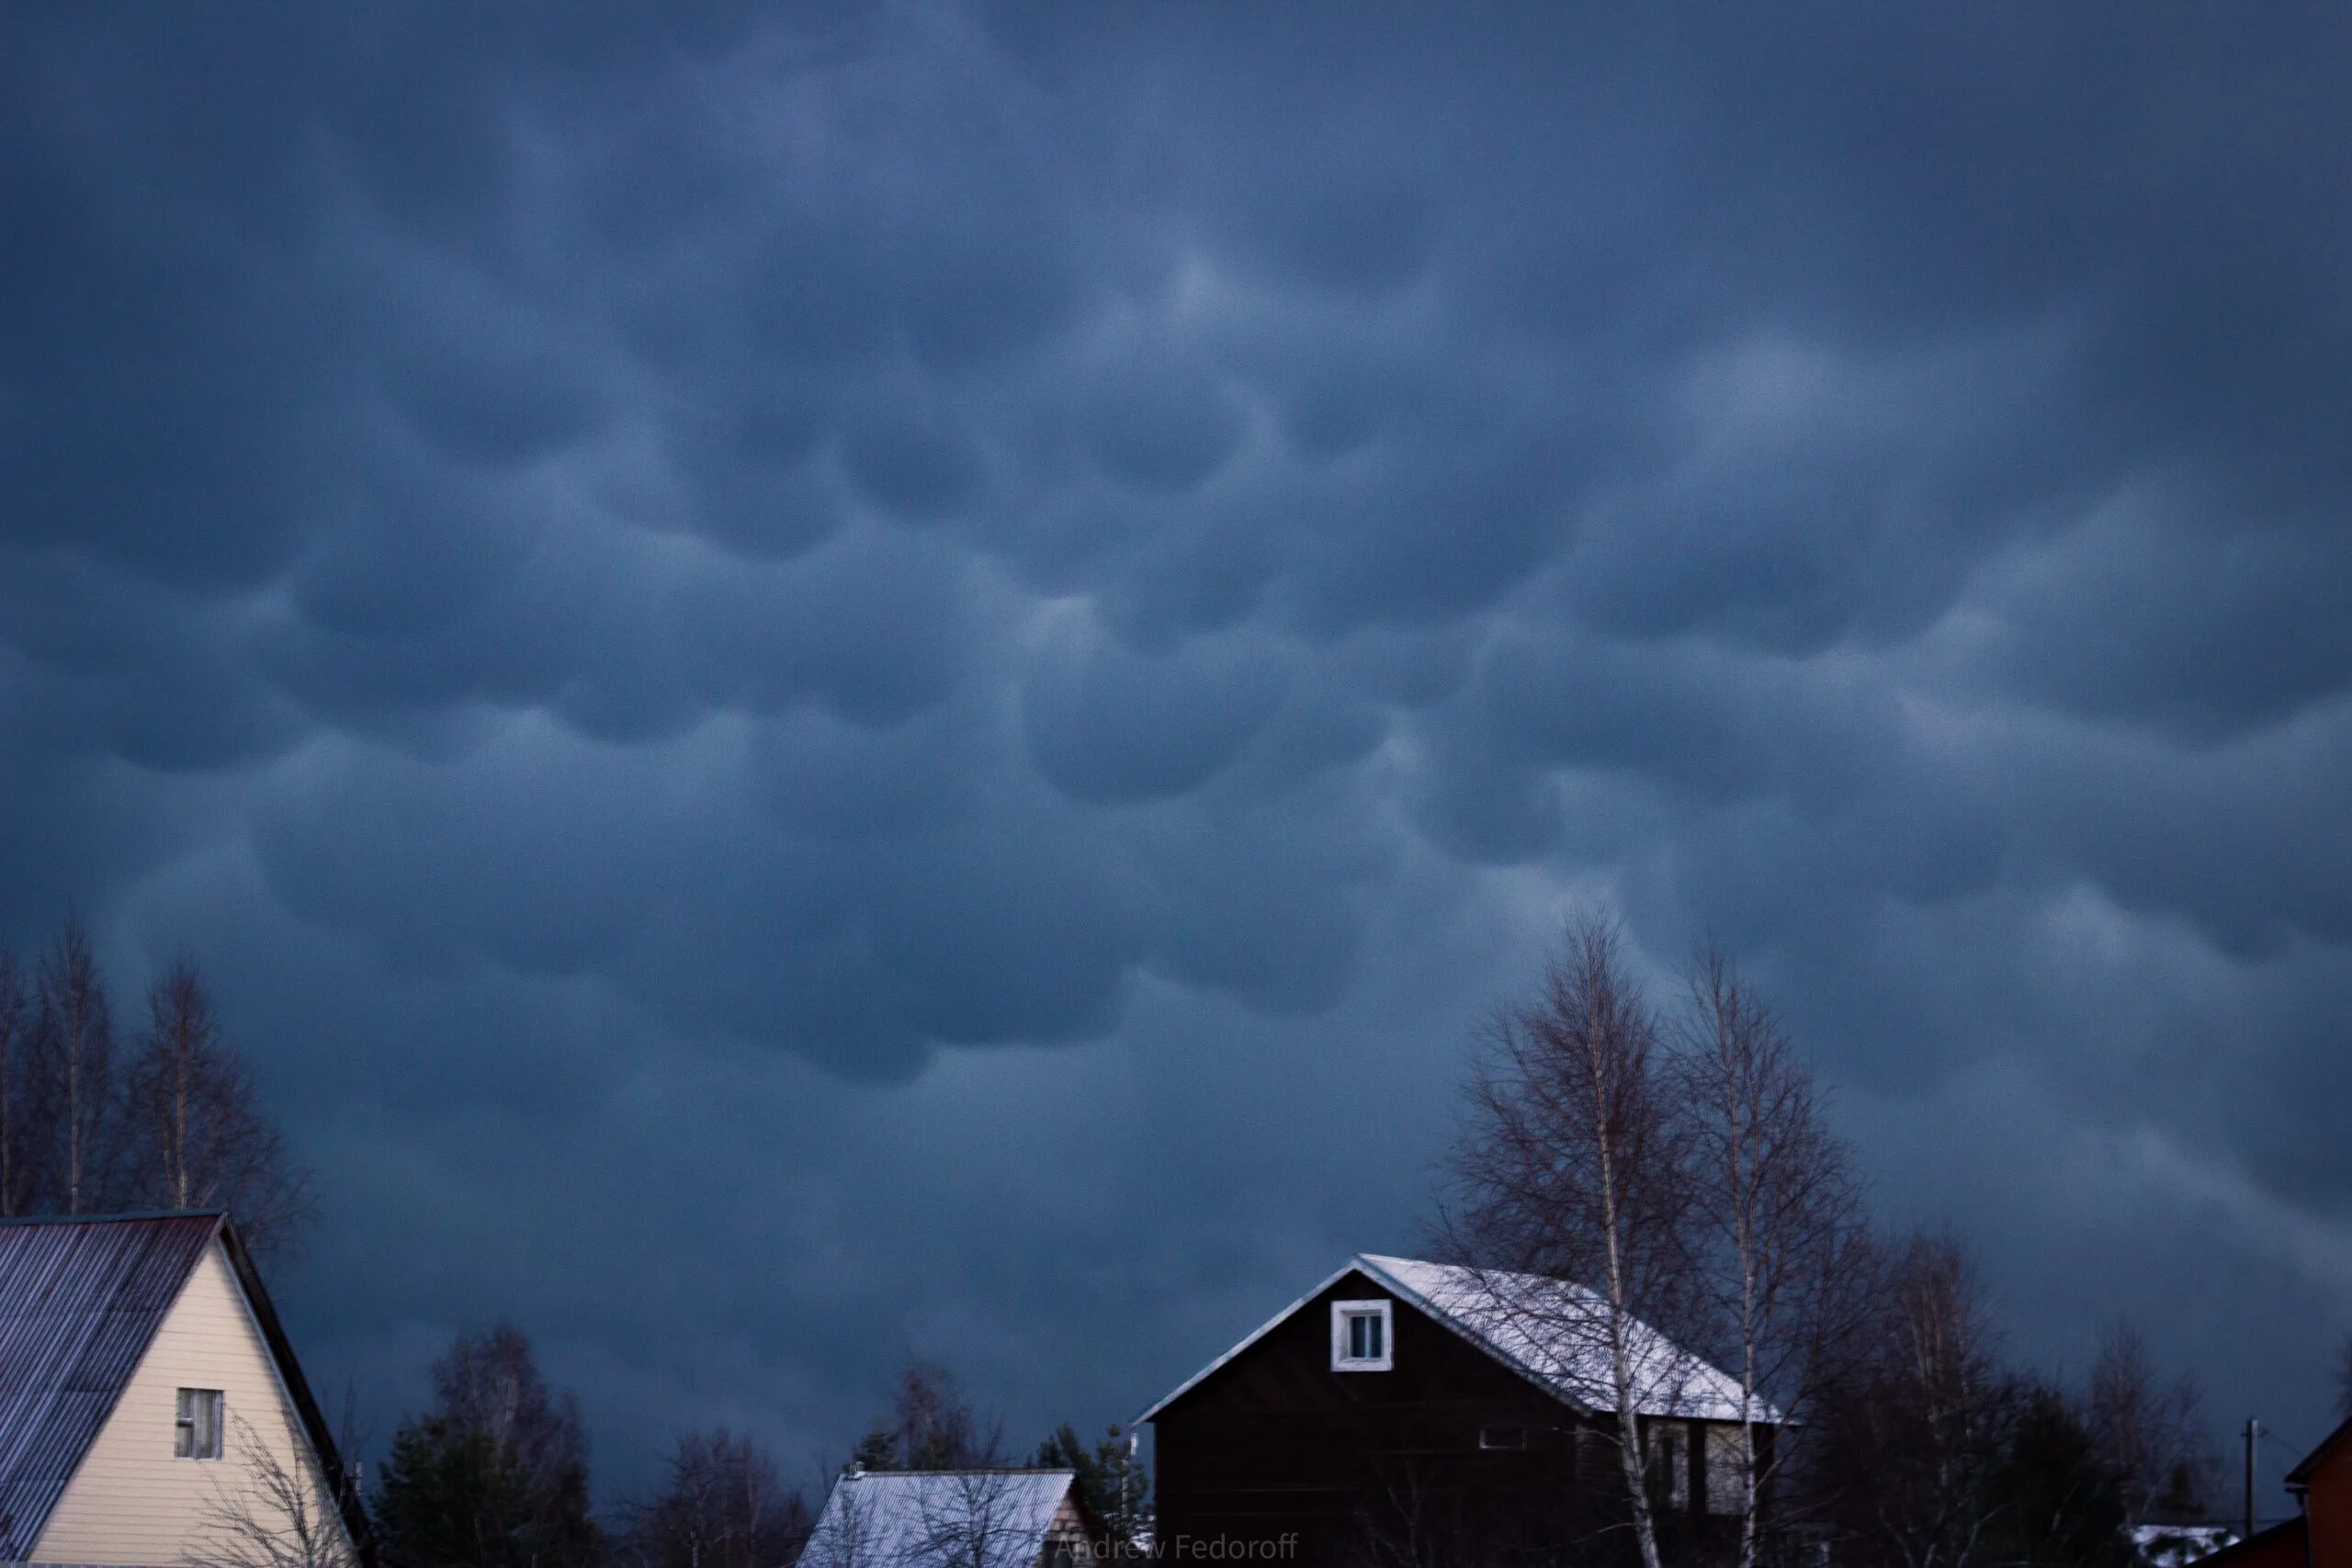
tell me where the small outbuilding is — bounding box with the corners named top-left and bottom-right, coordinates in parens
top-left (797, 1466), bottom-right (1096, 1568)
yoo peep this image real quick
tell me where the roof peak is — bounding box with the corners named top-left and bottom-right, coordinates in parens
top-left (1137, 1250), bottom-right (1771, 1427)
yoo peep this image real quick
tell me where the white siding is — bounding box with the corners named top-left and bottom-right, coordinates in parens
top-left (31, 1240), bottom-right (352, 1566)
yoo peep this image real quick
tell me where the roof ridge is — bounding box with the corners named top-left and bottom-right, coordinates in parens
top-left (0, 1208), bottom-right (228, 1228)
top-left (853, 1466), bottom-right (1078, 1476)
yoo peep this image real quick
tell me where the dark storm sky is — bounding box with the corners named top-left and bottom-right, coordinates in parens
top-left (6, 1), bottom-right (2350, 1496)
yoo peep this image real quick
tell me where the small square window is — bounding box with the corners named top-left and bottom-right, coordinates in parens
top-left (1330, 1300), bottom-right (1393, 1371)
top-left (175, 1389), bottom-right (223, 1460)
top-left (1478, 1426), bottom-right (1528, 1450)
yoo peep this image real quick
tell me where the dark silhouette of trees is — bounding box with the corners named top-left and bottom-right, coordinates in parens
top-left (0, 916), bottom-right (313, 1254)
top-left (1676, 946), bottom-right (1871, 1568)
top-left (1813, 1230), bottom-right (2017, 1568)
top-left (1032, 1423), bottom-right (1150, 1551)
top-left (1443, 916), bottom-right (1690, 1568)
top-left (618, 1427), bottom-right (808, 1568)
top-left (850, 1360), bottom-right (996, 1472)
top-left (1984, 1385), bottom-right (2132, 1568)
top-left (2086, 1319), bottom-right (2213, 1524)
top-left (375, 1324), bottom-right (601, 1568)
top-left (124, 959), bottom-right (317, 1254)
top-left (34, 915), bottom-right (119, 1213)
top-left (1442, 916), bottom-right (1870, 1568)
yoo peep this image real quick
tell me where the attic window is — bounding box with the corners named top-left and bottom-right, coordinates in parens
top-left (175, 1388), bottom-right (224, 1460)
top-left (1331, 1300), bottom-right (1392, 1371)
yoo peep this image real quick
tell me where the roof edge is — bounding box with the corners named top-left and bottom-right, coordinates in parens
top-left (1133, 1258), bottom-right (1369, 1425)
top-left (215, 1220), bottom-right (376, 1562)
top-left (1136, 1254), bottom-right (1604, 1426)
top-left (2284, 1412), bottom-right (2352, 1488)
top-left (0, 1211), bottom-right (229, 1555)
top-left (0, 1207), bottom-right (230, 1227)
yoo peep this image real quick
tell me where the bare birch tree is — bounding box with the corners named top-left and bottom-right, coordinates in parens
top-left (620, 1427), bottom-right (810, 1568)
top-left (0, 947), bottom-right (27, 1216)
top-left (35, 914), bottom-right (119, 1213)
top-left (1678, 947), bottom-right (1870, 1568)
top-left (125, 960), bottom-right (316, 1256)
top-left (909, 1468), bottom-right (1039, 1568)
top-left (1442, 915), bottom-right (1690, 1568)
top-left (1815, 1231), bottom-right (2015, 1568)
top-left (2086, 1319), bottom-right (2213, 1521)
top-left (184, 1412), bottom-right (361, 1568)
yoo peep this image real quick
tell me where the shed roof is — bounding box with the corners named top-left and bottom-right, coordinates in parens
top-left (799, 1469), bottom-right (1079, 1568)
top-left (0, 1211), bottom-right (366, 1558)
top-left (1137, 1253), bottom-right (1780, 1426)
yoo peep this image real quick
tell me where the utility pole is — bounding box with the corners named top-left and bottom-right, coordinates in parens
top-left (2244, 1416), bottom-right (2260, 1538)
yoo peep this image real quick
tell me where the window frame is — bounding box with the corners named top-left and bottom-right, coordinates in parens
top-left (1329, 1299), bottom-right (1394, 1371)
top-left (175, 1387), bottom-right (225, 1461)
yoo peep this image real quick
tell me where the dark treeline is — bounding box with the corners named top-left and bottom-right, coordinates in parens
top-left (5, 908), bottom-right (2260, 1568)
top-left (373, 1338), bottom-right (1150, 1568)
top-left (0, 914), bottom-right (314, 1256)
top-left (1431, 914), bottom-right (2222, 1568)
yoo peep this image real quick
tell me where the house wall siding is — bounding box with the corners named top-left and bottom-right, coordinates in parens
top-left (29, 1240), bottom-right (348, 1566)
top-left (2305, 1433), bottom-right (2352, 1562)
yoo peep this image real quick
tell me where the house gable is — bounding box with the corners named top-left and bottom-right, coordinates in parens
top-left (31, 1237), bottom-right (354, 1567)
top-left (1151, 1265), bottom-right (1579, 1426)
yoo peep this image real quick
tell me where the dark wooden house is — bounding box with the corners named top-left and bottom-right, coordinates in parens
top-left (1140, 1254), bottom-right (1780, 1565)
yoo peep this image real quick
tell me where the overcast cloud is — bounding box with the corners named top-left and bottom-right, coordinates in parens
top-left (5, 1), bottom-right (2350, 1495)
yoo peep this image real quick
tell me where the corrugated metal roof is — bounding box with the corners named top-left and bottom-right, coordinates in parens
top-left (800, 1470), bottom-right (1079, 1568)
top-left (0, 1211), bottom-right (223, 1556)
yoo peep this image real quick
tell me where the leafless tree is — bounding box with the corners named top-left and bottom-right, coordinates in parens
top-left (184, 1411), bottom-right (360, 1568)
top-left (907, 1468), bottom-right (1043, 1568)
top-left (1677, 946), bottom-right (1871, 1568)
top-left (124, 959), bottom-right (317, 1257)
top-left (620, 1427), bottom-right (810, 1568)
top-left (433, 1322), bottom-right (593, 1502)
top-left (1815, 1230), bottom-right (2015, 1568)
top-left (0, 947), bottom-right (27, 1216)
top-left (1441, 915), bottom-right (1691, 1568)
top-left (2086, 1319), bottom-right (2213, 1521)
top-left (34, 914), bottom-right (120, 1213)
top-left (894, 1361), bottom-right (989, 1472)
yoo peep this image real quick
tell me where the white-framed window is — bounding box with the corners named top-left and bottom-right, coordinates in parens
top-left (1330, 1299), bottom-right (1393, 1371)
top-left (175, 1388), bottom-right (224, 1460)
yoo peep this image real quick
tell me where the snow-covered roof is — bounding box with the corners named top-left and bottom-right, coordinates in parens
top-left (1137, 1253), bottom-right (1780, 1426)
top-left (2131, 1523), bottom-right (2237, 1568)
top-left (798, 1468), bottom-right (1079, 1568)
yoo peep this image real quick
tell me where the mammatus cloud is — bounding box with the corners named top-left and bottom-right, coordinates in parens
top-left (3, 0), bottom-right (2348, 1492)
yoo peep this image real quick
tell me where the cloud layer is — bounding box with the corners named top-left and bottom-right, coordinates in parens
top-left (5, 1), bottom-right (2350, 1491)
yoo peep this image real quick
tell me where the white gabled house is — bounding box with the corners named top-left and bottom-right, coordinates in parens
top-left (0, 1211), bottom-right (367, 1567)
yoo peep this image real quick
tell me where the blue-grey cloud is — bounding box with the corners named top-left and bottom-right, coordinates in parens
top-left (3, 0), bottom-right (2348, 1506)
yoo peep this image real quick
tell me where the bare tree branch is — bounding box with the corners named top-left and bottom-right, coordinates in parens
top-left (184, 1411), bottom-right (360, 1568)
top-left (1439, 913), bottom-right (1690, 1568)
